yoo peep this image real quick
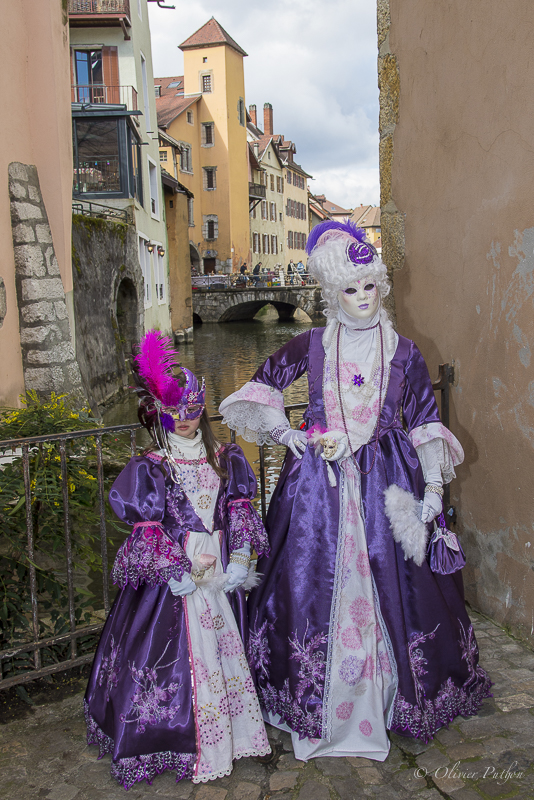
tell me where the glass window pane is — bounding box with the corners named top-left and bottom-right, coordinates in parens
top-left (74, 119), bottom-right (120, 193)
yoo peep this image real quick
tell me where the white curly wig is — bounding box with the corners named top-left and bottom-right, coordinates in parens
top-left (306, 219), bottom-right (391, 322)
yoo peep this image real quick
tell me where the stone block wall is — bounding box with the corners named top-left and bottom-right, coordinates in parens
top-left (8, 162), bottom-right (85, 400)
top-left (71, 214), bottom-right (143, 408)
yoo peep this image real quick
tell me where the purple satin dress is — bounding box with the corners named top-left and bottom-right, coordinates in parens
top-left (247, 327), bottom-right (491, 743)
top-left (84, 444), bottom-right (269, 789)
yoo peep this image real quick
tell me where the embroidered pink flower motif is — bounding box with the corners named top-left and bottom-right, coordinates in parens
top-left (252, 728), bottom-right (269, 749)
top-left (362, 655), bottom-right (375, 679)
top-left (219, 695), bottom-right (230, 715)
top-left (379, 650), bottom-right (392, 675)
top-left (356, 551), bottom-right (371, 578)
top-left (228, 690), bottom-right (244, 716)
top-left (244, 676), bottom-right (255, 693)
top-left (198, 465), bottom-right (219, 491)
top-left (218, 630), bottom-right (243, 658)
top-left (341, 626), bottom-right (363, 651)
top-left (199, 610), bottom-right (214, 629)
top-left (343, 534), bottom-right (356, 564)
top-left (349, 596), bottom-right (373, 629)
top-left (212, 614), bottom-right (225, 630)
top-left (339, 655), bottom-right (365, 686)
top-left (359, 719), bottom-right (373, 737)
top-left (335, 701), bottom-right (354, 721)
top-left (375, 623), bottom-right (383, 642)
top-left (194, 658), bottom-right (209, 683)
top-left (199, 716), bottom-right (225, 746)
top-left (353, 405), bottom-right (372, 424)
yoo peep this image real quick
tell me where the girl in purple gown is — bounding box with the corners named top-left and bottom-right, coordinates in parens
top-left (84, 332), bottom-right (270, 789)
top-left (219, 221), bottom-right (491, 762)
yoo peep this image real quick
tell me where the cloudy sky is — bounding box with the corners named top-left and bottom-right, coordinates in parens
top-left (148, 0), bottom-right (380, 209)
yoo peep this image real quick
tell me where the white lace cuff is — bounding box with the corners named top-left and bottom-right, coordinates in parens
top-left (219, 382), bottom-right (287, 445)
top-left (409, 422), bottom-right (464, 485)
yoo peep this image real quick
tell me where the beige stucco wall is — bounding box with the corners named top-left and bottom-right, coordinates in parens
top-left (0, 0), bottom-right (73, 406)
top-left (380, 0), bottom-right (534, 643)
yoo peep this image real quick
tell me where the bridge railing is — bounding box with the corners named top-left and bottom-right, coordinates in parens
top-left (191, 273), bottom-right (319, 289)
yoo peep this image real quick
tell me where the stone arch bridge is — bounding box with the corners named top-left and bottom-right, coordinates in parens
top-left (193, 285), bottom-right (324, 323)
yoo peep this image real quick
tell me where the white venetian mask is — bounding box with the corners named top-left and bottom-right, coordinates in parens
top-left (338, 276), bottom-right (380, 320)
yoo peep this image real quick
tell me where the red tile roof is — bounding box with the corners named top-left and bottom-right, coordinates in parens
top-left (351, 205), bottom-right (381, 227)
top-left (179, 18), bottom-right (248, 57)
top-left (322, 198), bottom-right (352, 216)
top-left (156, 93), bottom-right (201, 129)
top-left (155, 76), bottom-right (185, 98)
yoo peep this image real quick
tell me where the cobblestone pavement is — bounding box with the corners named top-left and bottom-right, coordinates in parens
top-left (1, 611), bottom-right (533, 800)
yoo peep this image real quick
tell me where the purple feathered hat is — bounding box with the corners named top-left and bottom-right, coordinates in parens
top-left (306, 219), bottom-right (378, 264)
top-left (132, 330), bottom-right (205, 433)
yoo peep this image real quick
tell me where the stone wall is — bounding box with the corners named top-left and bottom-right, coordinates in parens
top-left (8, 162), bottom-right (85, 401)
top-left (72, 214), bottom-right (144, 408)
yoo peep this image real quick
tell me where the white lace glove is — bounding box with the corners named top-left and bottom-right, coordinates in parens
top-left (320, 430), bottom-right (350, 462)
top-left (224, 544), bottom-right (251, 592)
top-left (168, 573), bottom-right (197, 596)
top-left (421, 463), bottom-right (443, 524)
top-left (270, 426), bottom-right (307, 459)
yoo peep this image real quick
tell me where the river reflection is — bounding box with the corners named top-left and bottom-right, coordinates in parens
top-left (104, 315), bottom-right (325, 504)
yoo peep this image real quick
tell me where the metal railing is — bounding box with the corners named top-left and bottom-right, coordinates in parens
top-left (73, 157), bottom-right (121, 194)
top-left (68, 0), bottom-right (130, 14)
top-left (72, 199), bottom-right (131, 223)
top-left (71, 84), bottom-right (138, 111)
top-left (191, 273), bottom-right (319, 289)
top-left (0, 372), bottom-right (452, 690)
top-left (249, 183), bottom-right (266, 199)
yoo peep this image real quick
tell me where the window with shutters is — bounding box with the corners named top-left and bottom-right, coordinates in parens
top-left (238, 97), bottom-right (245, 126)
top-left (188, 198), bottom-right (194, 226)
top-left (270, 174), bottom-right (275, 191)
top-left (262, 234), bottom-right (269, 254)
top-left (203, 215), bottom-right (218, 240)
top-left (253, 232), bottom-right (260, 253)
top-left (156, 248), bottom-right (166, 304)
top-left (261, 201), bottom-right (267, 220)
top-left (148, 157), bottom-right (159, 218)
top-left (201, 74), bottom-right (212, 93)
top-left (288, 231), bottom-right (293, 249)
top-left (287, 170), bottom-right (292, 184)
top-left (251, 204), bottom-right (256, 219)
top-left (270, 202), bottom-right (276, 221)
top-left (271, 235), bottom-right (278, 255)
top-left (203, 167), bottom-right (217, 190)
top-left (138, 235), bottom-right (152, 308)
top-left (140, 52), bottom-right (150, 120)
top-left (302, 233), bottom-right (307, 249)
top-left (201, 122), bottom-right (214, 146)
top-left (180, 144), bottom-right (192, 173)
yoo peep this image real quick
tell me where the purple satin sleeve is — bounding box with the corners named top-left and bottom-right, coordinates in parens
top-left (109, 457), bottom-right (191, 589)
top-left (402, 342), bottom-right (442, 432)
top-left (252, 329), bottom-right (312, 390)
top-left (220, 444), bottom-right (270, 556)
top-left (109, 456), bottom-right (166, 525)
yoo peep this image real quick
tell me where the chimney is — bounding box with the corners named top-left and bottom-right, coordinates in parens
top-left (263, 102), bottom-right (273, 136)
top-left (249, 104), bottom-right (257, 127)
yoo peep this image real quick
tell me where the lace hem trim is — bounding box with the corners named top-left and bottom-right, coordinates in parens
top-left (85, 701), bottom-right (195, 789)
top-left (228, 500), bottom-right (270, 556)
top-left (390, 669), bottom-right (492, 743)
top-left (191, 747), bottom-right (271, 784)
top-left (111, 524), bottom-right (192, 589)
top-left (409, 423), bottom-right (464, 485)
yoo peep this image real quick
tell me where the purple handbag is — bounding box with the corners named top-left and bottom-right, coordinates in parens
top-left (428, 513), bottom-right (466, 575)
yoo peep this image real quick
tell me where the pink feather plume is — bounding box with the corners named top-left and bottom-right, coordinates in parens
top-left (134, 330), bottom-right (184, 406)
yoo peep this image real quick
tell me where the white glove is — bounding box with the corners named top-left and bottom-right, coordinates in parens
top-left (271, 427), bottom-right (307, 459)
top-left (320, 430), bottom-right (350, 462)
top-left (168, 573), bottom-right (197, 596)
top-left (224, 545), bottom-right (251, 592)
top-left (421, 490), bottom-right (443, 523)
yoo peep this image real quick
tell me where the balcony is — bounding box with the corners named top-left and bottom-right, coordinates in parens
top-left (71, 84), bottom-right (138, 111)
top-left (68, 0), bottom-right (131, 39)
top-left (249, 182), bottom-right (266, 200)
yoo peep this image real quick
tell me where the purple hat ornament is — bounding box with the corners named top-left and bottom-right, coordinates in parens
top-left (306, 218), bottom-right (378, 264)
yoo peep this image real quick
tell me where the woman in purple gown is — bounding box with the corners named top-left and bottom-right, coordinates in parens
top-left (84, 332), bottom-right (270, 789)
top-left (219, 221), bottom-right (491, 762)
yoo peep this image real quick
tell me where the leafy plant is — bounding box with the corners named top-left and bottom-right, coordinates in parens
top-left (0, 393), bottom-right (114, 677)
